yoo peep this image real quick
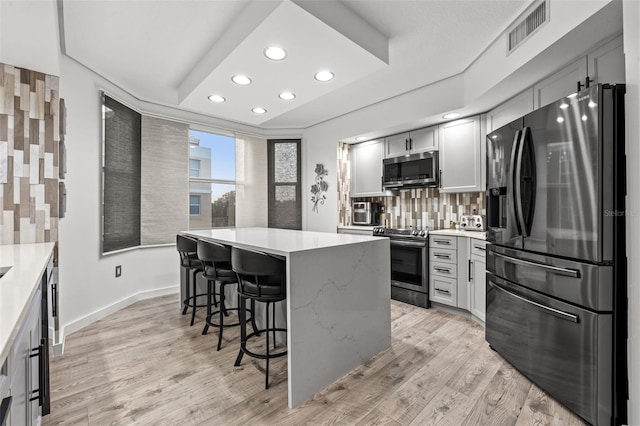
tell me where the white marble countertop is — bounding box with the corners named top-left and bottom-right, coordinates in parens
top-left (0, 242), bottom-right (55, 365)
top-left (430, 229), bottom-right (488, 241)
top-left (184, 227), bottom-right (382, 256)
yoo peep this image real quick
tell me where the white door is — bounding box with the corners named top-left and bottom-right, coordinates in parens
top-left (533, 57), bottom-right (588, 109)
top-left (384, 133), bottom-right (410, 158)
top-left (588, 35), bottom-right (625, 85)
top-left (487, 88), bottom-right (534, 133)
top-left (409, 126), bottom-right (438, 153)
top-left (351, 139), bottom-right (384, 197)
top-left (470, 255), bottom-right (486, 322)
top-left (439, 116), bottom-right (482, 193)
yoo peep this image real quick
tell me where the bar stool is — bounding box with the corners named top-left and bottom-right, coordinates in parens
top-left (176, 234), bottom-right (212, 326)
top-left (231, 247), bottom-right (287, 389)
top-left (197, 240), bottom-right (257, 351)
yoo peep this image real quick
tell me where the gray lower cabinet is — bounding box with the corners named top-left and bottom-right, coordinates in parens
top-left (429, 234), bottom-right (486, 322)
top-left (469, 240), bottom-right (487, 322)
top-left (337, 227), bottom-right (373, 236)
top-left (7, 288), bottom-right (41, 426)
top-left (350, 139), bottom-right (385, 197)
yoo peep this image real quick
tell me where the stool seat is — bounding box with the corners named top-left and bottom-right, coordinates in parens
top-left (177, 234), bottom-right (208, 324)
top-left (232, 246), bottom-right (287, 389)
top-left (198, 239), bottom-right (256, 351)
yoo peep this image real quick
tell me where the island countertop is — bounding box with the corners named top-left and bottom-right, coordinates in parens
top-left (0, 242), bottom-right (55, 365)
top-left (185, 227), bottom-right (383, 256)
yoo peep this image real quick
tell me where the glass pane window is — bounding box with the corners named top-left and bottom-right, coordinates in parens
top-left (189, 130), bottom-right (236, 229)
top-left (189, 195), bottom-right (201, 216)
top-left (189, 130), bottom-right (235, 180)
top-left (189, 159), bottom-right (201, 178)
top-left (274, 142), bottom-right (297, 183)
top-left (189, 182), bottom-right (236, 229)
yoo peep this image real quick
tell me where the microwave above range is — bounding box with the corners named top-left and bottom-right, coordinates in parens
top-left (383, 151), bottom-right (438, 190)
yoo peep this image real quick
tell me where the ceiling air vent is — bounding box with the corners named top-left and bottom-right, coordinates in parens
top-left (507, 0), bottom-right (549, 54)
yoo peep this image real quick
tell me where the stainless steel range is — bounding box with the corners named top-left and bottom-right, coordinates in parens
top-left (373, 227), bottom-right (429, 308)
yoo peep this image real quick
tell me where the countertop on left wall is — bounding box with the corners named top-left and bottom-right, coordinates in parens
top-left (0, 242), bottom-right (55, 365)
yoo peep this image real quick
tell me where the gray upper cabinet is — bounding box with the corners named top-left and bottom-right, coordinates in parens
top-left (439, 116), bottom-right (484, 193)
top-left (533, 35), bottom-right (624, 109)
top-left (533, 57), bottom-right (588, 109)
top-left (589, 35), bottom-right (625, 86)
top-left (384, 126), bottom-right (438, 158)
top-left (350, 139), bottom-right (385, 197)
top-left (487, 88), bottom-right (534, 133)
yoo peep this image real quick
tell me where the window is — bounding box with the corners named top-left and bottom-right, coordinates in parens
top-left (189, 195), bottom-right (201, 216)
top-left (189, 159), bottom-right (201, 177)
top-left (189, 130), bottom-right (236, 229)
top-left (268, 139), bottom-right (301, 230)
top-left (102, 95), bottom-right (141, 253)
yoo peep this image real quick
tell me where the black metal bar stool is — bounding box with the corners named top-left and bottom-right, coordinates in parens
top-left (176, 234), bottom-right (212, 326)
top-left (231, 246), bottom-right (287, 389)
top-left (197, 240), bottom-right (258, 351)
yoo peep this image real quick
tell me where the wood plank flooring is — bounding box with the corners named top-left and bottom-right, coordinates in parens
top-left (43, 295), bottom-right (585, 425)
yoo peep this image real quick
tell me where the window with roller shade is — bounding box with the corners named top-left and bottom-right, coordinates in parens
top-left (102, 95), bottom-right (141, 252)
top-left (268, 139), bottom-right (301, 230)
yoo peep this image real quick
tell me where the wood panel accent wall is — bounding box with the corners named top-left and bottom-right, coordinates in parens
top-left (0, 64), bottom-right (63, 244)
top-left (337, 142), bottom-right (486, 229)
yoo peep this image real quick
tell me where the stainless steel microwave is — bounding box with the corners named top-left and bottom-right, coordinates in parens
top-left (382, 151), bottom-right (438, 189)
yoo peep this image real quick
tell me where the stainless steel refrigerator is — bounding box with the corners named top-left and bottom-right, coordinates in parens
top-left (485, 84), bottom-right (627, 426)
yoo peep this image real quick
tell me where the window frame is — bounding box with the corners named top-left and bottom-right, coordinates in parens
top-left (189, 194), bottom-right (201, 216)
top-left (267, 139), bottom-right (302, 230)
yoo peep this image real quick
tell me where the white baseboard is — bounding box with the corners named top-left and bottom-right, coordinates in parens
top-left (56, 285), bottom-right (178, 356)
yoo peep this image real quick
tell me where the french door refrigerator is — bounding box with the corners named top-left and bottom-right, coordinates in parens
top-left (485, 84), bottom-right (627, 426)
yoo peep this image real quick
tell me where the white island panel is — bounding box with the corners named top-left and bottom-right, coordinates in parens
top-left (287, 238), bottom-right (390, 407)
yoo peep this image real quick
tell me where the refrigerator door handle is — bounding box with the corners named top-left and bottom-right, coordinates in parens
top-left (509, 130), bottom-right (523, 236)
top-left (490, 281), bottom-right (579, 323)
top-left (514, 131), bottom-right (527, 237)
top-left (492, 251), bottom-right (580, 278)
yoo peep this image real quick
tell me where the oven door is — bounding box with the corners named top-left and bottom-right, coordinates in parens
top-left (390, 240), bottom-right (427, 293)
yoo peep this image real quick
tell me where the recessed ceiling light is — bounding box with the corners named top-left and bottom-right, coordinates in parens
top-left (264, 46), bottom-right (287, 61)
top-left (208, 94), bottom-right (225, 103)
top-left (314, 71), bottom-right (334, 82)
top-left (443, 113), bottom-right (460, 119)
top-left (355, 137), bottom-right (366, 141)
top-left (252, 107), bottom-right (267, 114)
top-left (279, 91), bottom-right (296, 100)
top-left (232, 75), bottom-right (252, 85)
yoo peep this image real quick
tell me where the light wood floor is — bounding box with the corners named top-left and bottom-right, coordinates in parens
top-left (43, 295), bottom-right (585, 425)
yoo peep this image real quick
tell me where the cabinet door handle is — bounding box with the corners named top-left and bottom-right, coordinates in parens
top-left (474, 245), bottom-right (486, 251)
top-left (434, 254), bottom-right (451, 259)
top-left (405, 138), bottom-right (409, 151)
top-left (52, 282), bottom-right (58, 317)
top-left (0, 396), bottom-right (11, 426)
top-left (439, 170), bottom-right (443, 188)
top-left (409, 137), bottom-right (413, 150)
top-left (468, 259), bottom-right (473, 281)
top-left (577, 76), bottom-right (593, 92)
top-left (434, 267), bottom-right (451, 274)
top-left (433, 240), bottom-right (451, 245)
top-left (29, 343), bottom-right (44, 406)
top-left (435, 288), bottom-right (451, 295)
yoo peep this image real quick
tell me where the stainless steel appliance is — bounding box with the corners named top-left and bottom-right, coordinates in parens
top-left (382, 152), bottom-right (438, 190)
top-left (352, 202), bottom-right (381, 225)
top-left (486, 84), bottom-right (627, 426)
top-left (373, 227), bottom-right (429, 308)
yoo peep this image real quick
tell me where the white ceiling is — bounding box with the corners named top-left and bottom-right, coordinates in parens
top-left (61, 0), bottom-right (528, 129)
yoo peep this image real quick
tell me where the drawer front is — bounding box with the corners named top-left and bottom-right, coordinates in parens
top-left (430, 235), bottom-right (457, 249)
top-left (430, 247), bottom-right (457, 265)
top-left (430, 275), bottom-right (457, 306)
top-left (431, 262), bottom-right (457, 279)
top-left (471, 240), bottom-right (488, 257)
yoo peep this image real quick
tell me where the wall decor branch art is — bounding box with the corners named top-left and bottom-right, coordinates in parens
top-left (311, 163), bottom-right (329, 213)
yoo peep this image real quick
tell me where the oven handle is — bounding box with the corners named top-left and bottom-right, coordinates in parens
top-left (490, 281), bottom-right (579, 323)
top-left (492, 251), bottom-right (579, 278)
top-left (389, 240), bottom-right (427, 248)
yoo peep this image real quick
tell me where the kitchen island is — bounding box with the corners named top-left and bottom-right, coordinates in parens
top-left (183, 227), bottom-right (391, 408)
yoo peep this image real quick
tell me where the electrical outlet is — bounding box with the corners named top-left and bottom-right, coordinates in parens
top-left (115, 265), bottom-right (122, 278)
